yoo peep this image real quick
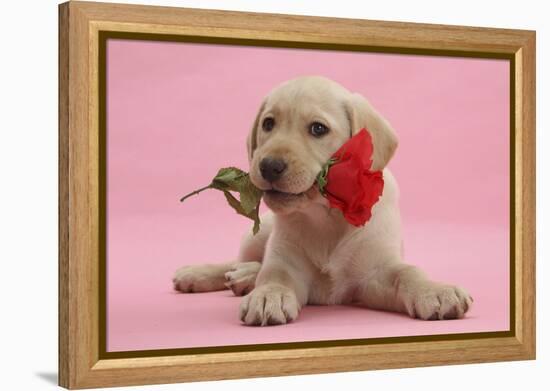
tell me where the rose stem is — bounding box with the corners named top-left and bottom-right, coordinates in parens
top-left (180, 185), bottom-right (212, 202)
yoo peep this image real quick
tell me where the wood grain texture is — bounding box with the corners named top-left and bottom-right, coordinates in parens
top-left (74, 1), bottom-right (530, 53)
top-left (518, 33), bottom-right (536, 354)
top-left (59, 1), bottom-right (99, 388)
top-left (58, 1), bottom-right (536, 388)
top-left (58, 3), bottom-right (70, 387)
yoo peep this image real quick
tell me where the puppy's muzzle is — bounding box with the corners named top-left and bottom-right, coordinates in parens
top-left (259, 157), bottom-right (287, 183)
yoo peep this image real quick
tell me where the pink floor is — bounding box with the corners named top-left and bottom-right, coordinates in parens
top-left (106, 216), bottom-right (509, 352)
top-left (106, 39), bottom-right (510, 352)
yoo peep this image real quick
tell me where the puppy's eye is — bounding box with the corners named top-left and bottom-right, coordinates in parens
top-left (262, 117), bottom-right (275, 132)
top-left (309, 122), bottom-right (330, 137)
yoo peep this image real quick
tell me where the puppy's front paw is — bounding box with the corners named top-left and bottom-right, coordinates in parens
top-left (224, 261), bottom-right (261, 296)
top-left (239, 284), bottom-right (300, 326)
top-left (172, 264), bottom-right (226, 293)
top-left (404, 282), bottom-right (473, 320)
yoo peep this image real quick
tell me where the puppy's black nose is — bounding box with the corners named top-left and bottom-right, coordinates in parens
top-left (259, 157), bottom-right (287, 182)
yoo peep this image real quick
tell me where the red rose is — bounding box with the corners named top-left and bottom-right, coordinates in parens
top-left (319, 129), bottom-right (384, 227)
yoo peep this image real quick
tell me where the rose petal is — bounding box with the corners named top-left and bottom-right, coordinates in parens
top-left (323, 128), bottom-right (384, 227)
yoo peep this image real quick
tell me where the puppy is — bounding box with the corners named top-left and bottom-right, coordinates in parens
top-left (173, 76), bottom-right (472, 326)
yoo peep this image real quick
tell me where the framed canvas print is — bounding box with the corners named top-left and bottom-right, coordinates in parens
top-left (58, 1), bottom-right (536, 389)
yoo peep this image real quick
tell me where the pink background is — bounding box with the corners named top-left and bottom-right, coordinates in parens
top-left (106, 39), bottom-right (510, 352)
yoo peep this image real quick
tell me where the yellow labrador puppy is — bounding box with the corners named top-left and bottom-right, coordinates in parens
top-left (173, 76), bottom-right (472, 326)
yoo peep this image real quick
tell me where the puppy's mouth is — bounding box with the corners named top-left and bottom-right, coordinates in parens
top-left (262, 184), bottom-right (318, 202)
top-left (264, 189), bottom-right (306, 200)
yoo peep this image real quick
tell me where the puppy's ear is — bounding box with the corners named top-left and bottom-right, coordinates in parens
top-left (247, 100), bottom-right (266, 162)
top-left (346, 93), bottom-right (398, 171)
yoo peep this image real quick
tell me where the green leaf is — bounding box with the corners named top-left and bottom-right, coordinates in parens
top-left (211, 167), bottom-right (248, 192)
top-left (222, 190), bottom-right (247, 215)
top-left (222, 190), bottom-right (261, 234)
top-left (239, 178), bottom-right (263, 214)
top-left (316, 158), bottom-right (337, 195)
top-left (180, 166), bottom-right (263, 235)
top-left (212, 167), bottom-right (262, 215)
top-left (251, 203), bottom-right (260, 235)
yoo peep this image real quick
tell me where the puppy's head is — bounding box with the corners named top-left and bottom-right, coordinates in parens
top-left (247, 76), bottom-right (398, 214)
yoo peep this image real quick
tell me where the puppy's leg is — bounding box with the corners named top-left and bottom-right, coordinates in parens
top-left (224, 261), bottom-right (261, 296)
top-left (173, 215), bottom-right (271, 294)
top-left (356, 262), bottom-right (473, 320)
top-left (173, 262), bottom-right (236, 293)
top-left (239, 251), bottom-right (314, 326)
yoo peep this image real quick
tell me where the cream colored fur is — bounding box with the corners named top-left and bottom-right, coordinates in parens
top-left (173, 76), bottom-right (472, 326)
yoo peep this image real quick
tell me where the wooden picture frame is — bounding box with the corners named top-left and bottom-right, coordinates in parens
top-left (58, 1), bottom-right (536, 388)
